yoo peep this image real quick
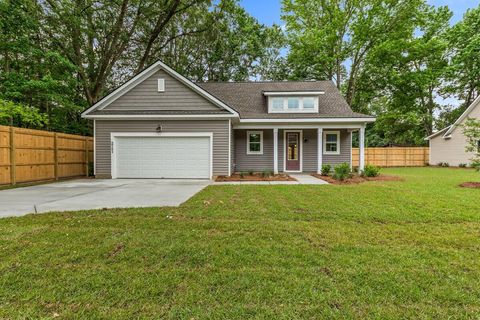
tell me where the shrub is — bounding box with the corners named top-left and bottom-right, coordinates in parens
top-left (321, 164), bottom-right (331, 176)
top-left (262, 170), bottom-right (273, 178)
top-left (362, 164), bottom-right (380, 177)
top-left (437, 162), bottom-right (449, 167)
top-left (333, 163), bottom-right (352, 181)
top-left (471, 160), bottom-right (480, 171)
top-left (239, 172), bottom-right (245, 178)
top-left (248, 170), bottom-right (254, 175)
top-left (459, 163), bottom-right (467, 168)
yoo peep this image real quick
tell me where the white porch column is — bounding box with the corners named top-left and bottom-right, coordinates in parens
top-left (273, 128), bottom-right (279, 174)
top-left (359, 126), bottom-right (365, 172)
top-left (317, 128), bottom-right (323, 174)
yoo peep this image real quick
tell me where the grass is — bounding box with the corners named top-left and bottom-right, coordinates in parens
top-left (1, 167), bottom-right (480, 319)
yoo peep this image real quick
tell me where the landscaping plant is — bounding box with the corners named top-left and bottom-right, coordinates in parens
top-left (362, 164), bottom-right (380, 177)
top-left (333, 163), bottom-right (352, 181)
top-left (261, 170), bottom-right (273, 178)
top-left (463, 118), bottom-right (480, 172)
top-left (321, 164), bottom-right (331, 176)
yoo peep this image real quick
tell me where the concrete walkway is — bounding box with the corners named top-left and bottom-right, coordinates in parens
top-left (0, 179), bottom-right (210, 218)
top-left (214, 174), bottom-right (329, 185)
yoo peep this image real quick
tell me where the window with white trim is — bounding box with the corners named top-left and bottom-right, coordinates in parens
top-left (323, 131), bottom-right (340, 154)
top-left (247, 131), bottom-right (263, 154)
top-left (268, 96), bottom-right (319, 113)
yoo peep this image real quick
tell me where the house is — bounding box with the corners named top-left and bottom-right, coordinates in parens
top-left (426, 96), bottom-right (480, 166)
top-left (81, 61), bottom-right (375, 179)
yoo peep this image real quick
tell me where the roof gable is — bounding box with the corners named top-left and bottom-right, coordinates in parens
top-left (82, 61), bottom-right (238, 118)
top-left (428, 95), bottom-right (480, 140)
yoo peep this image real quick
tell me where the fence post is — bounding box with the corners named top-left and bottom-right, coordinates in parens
top-left (9, 126), bottom-right (16, 185)
top-left (54, 133), bottom-right (59, 180)
top-left (85, 137), bottom-right (89, 177)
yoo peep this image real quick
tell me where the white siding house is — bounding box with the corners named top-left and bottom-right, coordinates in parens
top-left (427, 96), bottom-right (480, 166)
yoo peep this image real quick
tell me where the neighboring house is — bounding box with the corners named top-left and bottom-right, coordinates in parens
top-left (426, 96), bottom-right (480, 166)
top-left (81, 61), bottom-right (375, 179)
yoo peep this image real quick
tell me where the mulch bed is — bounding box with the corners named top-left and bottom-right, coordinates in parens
top-left (312, 173), bottom-right (403, 185)
top-left (216, 173), bottom-right (296, 182)
top-left (459, 182), bottom-right (480, 189)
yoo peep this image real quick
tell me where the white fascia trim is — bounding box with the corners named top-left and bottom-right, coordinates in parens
top-left (263, 91), bottom-right (325, 96)
top-left (239, 118), bottom-right (376, 123)
top-left (424, 126), bottom-right (451, 140)
top-left (110, 132), bottom-right (214, 179)
top-left (82, 60), bottom-right (239, 117)
top-left (234, 124), bottom-right (365, 130)
top-left (83, 114), bottom-right (237, 120)
top-left (443, 95), bottom-right (480, 137)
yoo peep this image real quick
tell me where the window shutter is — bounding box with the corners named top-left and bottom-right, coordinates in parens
top-left (157, 79), bottom-right (165, 92)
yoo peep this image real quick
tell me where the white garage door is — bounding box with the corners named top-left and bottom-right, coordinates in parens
top-left (113, 135), bottom-right (211, 179)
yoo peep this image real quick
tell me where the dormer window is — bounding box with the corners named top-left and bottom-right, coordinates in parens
top-left (265, 91), bottom-right (323, 113)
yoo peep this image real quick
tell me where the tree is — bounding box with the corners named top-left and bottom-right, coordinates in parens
top-left (353, 5), bottom-right (451, 145)
top-left (0, 0), bottom-right (84, 133)
top-left (0, 99), bottom-right (48, 128)
top-left (445, 6), bottom-right (480, 107)
top-left (462, 118), bottom-right (480, 170)
top-left (281, 0), bottom-right (426, 105)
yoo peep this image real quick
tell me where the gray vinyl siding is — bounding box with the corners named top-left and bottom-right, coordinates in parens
top-left (95, 120), bottom-right (229, 178)
top-left (302, 129), bottom-right (318, 171)
top-left (103, 69), bottom-right (222, 111)
top-left (323, 130), bottom-right (351, 167)
top-left (234, 128), bottom-right (351, 173)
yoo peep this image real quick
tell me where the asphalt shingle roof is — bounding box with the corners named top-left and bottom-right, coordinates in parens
top-left (196, 81), bottom-right (372, 119)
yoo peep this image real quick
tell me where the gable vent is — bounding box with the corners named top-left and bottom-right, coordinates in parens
top-left (157, 79), bottom-right (165, 92)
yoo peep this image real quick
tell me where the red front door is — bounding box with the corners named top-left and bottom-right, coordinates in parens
top-left (286, 132), bottom-right (300, 171)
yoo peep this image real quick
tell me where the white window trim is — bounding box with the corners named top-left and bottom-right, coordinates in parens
top-left (323, 130), bottom-right (340, 155)
top-left (157, 79), bottom-right (165, 92)
top-left (247, 130), bottom-right (263, 155)
top-left (268, 97), bottom-right (319, 113)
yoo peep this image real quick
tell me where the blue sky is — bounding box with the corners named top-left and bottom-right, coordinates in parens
top-left (240, 0), bottom-right (479, 26)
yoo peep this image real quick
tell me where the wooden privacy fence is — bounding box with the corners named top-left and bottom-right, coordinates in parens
top-left (352, 147), bottom-right (429, 167)
top-left (0, 125), bottom-right (93, 185)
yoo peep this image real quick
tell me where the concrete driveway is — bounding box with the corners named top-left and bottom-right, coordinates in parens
top-left (0, 179), bottom-right (211, 218)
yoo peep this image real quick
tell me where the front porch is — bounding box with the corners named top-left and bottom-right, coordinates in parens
top-left (232, 126), bottom-right (366, 174)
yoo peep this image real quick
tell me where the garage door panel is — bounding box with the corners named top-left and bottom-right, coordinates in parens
top-left (114, 136), bottom-right (210, 179)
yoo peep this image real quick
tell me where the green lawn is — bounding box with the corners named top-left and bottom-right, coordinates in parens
top-left (1, 168), bottom-right (480, 319)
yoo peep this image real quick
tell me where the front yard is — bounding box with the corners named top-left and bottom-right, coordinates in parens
top-left (1, 167), bottom-right (479, 319)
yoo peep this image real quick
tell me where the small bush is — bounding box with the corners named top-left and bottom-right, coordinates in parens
top-left (362, 164), bottom-right (380, 177)
top-left (437, 162), bottom-right (449, 167)
top-left (248, 170), bottom-right (254, 176)
top-left (321, 164), bottom-right (331, 176)
top-left (471, 160), bottom-right (480, 171)
top-left (459, 163), bottom-right (467, 168)
top-left (239, 172), bottom-right (245, 178)
top-left (262, 170), bottom-right (273, 178)
top-left (333, 163), bottom-right (352, 181)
